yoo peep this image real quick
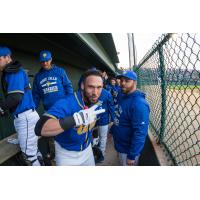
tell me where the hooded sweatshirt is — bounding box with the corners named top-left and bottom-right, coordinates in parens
top-left (2, 61), bottom-right (35, 115)
top-left (111, 90), bottom-right (150, 160)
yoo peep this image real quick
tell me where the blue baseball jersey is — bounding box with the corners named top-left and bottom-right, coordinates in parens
top-left (111, 90), bottom-right (150, 160)
top-left (105, 84), bottom-right (112, 93)
top-left (4, 68), bottom-right (35, 115)
top-left (115, 85), bottom-right (121, 93)
top-left (44, 90), bottom-right (99, 151)
top-left (96, 88), bottom-right (116, 126)
top-left (105, 84), bottom-right (120, 104)
top-left (32, 65), bottom-right (73, 110)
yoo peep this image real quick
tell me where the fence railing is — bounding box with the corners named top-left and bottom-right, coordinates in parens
top-left (137, 33), bottom-right (200, 166)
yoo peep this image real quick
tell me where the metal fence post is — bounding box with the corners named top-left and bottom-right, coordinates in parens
top-left (135, 67), bottom-right (141, 89)
top-left (158, 46), bottom-right (167, 143)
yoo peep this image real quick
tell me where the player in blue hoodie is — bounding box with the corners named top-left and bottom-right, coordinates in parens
top-left (0, 47), bottom-right (42, 166)
top-left (111, 70), bottom-right (150, 166)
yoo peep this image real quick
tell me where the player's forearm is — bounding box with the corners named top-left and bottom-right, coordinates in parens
top-left (41, 118), bottom-right (64, 136)
top-left (35, 115), bottom-right (76, 137)
top-left (35, 104), bottom-right (105, 137)
top-left (128, 130), bottom-right (147, 160)
top-left (35, 116), bottom-right (64, 137)
top-left (42, 116), bottom-right (77, 136)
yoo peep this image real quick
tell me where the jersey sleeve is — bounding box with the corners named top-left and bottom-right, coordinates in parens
top-left (127, 103), bottom-right (150, 160)
top-left (44, 99), bottom-right (70, 119)
top-left (61, 69), bottom-right (73, 95)
top-left (5, 71), bottom-right (25, 94)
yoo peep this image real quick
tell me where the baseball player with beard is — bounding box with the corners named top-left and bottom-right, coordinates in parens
top-left (78, 69), bottom-right (116, 163)
top-left (35, 70), bottom-right (105, 166)
top-left (111, 70), bottom-right (150, 166)
top-left (0, 47), bottom-right (42, 166)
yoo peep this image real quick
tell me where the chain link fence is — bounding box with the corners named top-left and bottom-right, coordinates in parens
top-left (137, 33), bottom-right (200, 166)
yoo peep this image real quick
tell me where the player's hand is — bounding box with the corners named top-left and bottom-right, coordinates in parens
top-left (127, 159), bottom-right (135, 166)
top-left (0, 106), bottom-right (5, 116)
top-left (73, 104), bottom-right (105, 127)
top-left (0, 99), bottom-right (8, 117)
top-left (0, 99), bottom-right (5, 116)
top-left (108, 122), bottom-right (113, 129)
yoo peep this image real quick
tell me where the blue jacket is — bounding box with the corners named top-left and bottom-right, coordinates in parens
top-left (111, 90), bottom-right (150, 160)
top-left (32, 65), bottom-right (73, 110)
top-left (44, 90), bottom-right (101, 151)
top-left (3, 68), bottom-right (35, 115)
top-left (96, 88), bottom-right (116, 126)
top-left (105, 84), bottom-right (120, 105)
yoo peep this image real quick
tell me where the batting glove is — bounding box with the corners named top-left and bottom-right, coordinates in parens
top-left (73, 104), bottom-right (105, 127)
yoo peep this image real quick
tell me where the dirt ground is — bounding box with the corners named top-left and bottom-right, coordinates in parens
top-left (143, 85), bottom-right (200, 165)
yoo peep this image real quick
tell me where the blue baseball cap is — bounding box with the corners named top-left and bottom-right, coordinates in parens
top-left (0, 47), bottom-right (12, 57)
top-left (117, 70), bottom-right (137, 81)
top-left (39, 50), bottom-right (52, 62)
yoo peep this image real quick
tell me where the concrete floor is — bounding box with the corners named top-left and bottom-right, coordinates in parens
top-left (97, 134), bottom-right (160, 166)
top-left (97, 134), bottom-right (120, 166)
top-left (2, 133), bottom-right (160, 166)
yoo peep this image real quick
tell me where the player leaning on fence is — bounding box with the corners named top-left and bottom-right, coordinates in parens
top-left (111, 70), bottom-right (150, 166)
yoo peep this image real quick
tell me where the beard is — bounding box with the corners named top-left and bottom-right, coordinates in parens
top-left (82, 90), bottom-right (98, 106)
top-left (121, 87), bottom-right (128, 94)
top-left (121, 84), bottom-right (135, 94)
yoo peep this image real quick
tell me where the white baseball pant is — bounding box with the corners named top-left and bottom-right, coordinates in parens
top-left (98, 124), bottom-right (109, 156)
top-left (14, 109), bottom-right (40, 166)
top-left (55, 141), bottom-right (95, 166)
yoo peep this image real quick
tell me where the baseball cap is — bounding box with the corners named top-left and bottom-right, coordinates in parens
top-left (0, 47), bottom-right (12, 57)
top-left (39, 50), bottom-right (52, 62)
top-left (117, 70), bottom-right (137, 81)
